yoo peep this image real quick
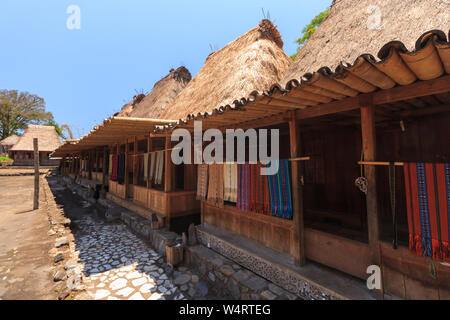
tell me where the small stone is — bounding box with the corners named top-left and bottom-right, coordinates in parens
top-left (261, 290), bottom-right (277, 300)
top-left (94, 289), bottom-right (110, 300)
top-left (268, 283), bottom-right (286, 296)
top-left (64, 259), bottom-right (77, 271)
top-left (148, 293), bottom-right (162, 300)
top-left (208, 272), bottom-right (215, 282)
top-left (132, 277), bottom-right (147, 287)
top-left (58, 288), bottom-right (71, 300)
top-left (55, 237), bottom-right (69, 248)
top-left (180, 284), bottom-right (188, 292)
top-left (126, 271), bottom-right (141, 280)
top-left (174, 274), bottom-right (191, 286)
top-left (140, 283), bottom-right (155, 294)
top-left (178, 266), bottom-right (188, 272)
top-left (47, 229), bottom-right (56, 236)
top-left (54, 253), bottom-right (64, 263)
top-left (196, 282), bottom-right (208, 297)
top-left (53, 269), bottom-right (66, 282)
top-left (219, 265), bottom-right (235, 277)
top-left (110, 278), bottom-right (127, 291)
top-left (191, 275), bottom-right (199, 283)
top-left (188, 287), bottom-right (196, 297)
top-left (116, 287), bottom-right (134, 297)
top-left (129, 292), bottom-right (145, 300)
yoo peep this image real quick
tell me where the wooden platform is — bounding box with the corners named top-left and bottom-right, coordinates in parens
top-left (196, 223), bottom-right (375, 300)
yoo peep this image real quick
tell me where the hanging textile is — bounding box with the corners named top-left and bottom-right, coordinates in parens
top-left (143, 153), bottom-right (149, 180)
top-left (389, 162), bottom-right (398, 249)
top-left (154, 151), bottom-right (164, 185)
top-left (117, 153), bottom-right (125, 184)
top-left (268, 160), bottom-right (293, 219)
top-left (149, 152), bottom-right (156, 182)
top-left (197, 164), bottom-right (209, 200)
top-left (108, 154), bottom-right (113, 176)
top-left (223, 163), bottom-right (237, 203)
top-left (207, 163), bottom-right (224, 208)
top-left (404, 163), bottom-right (450, 261)
top-left (111, 155), bottom-right (118, 181)
top-left (237, 163), bottom-right (250, 211)
top-left (249, 163), bottom-right (266, 214)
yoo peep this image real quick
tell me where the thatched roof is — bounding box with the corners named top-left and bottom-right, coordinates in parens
top-left (0, 134), bottom-right (19, 147)
top-left (157, 29), bottom-right (449, 132)
top-left (117, 66), bottom-right (192, 119)
top-left (281, 0), bottom-right (450, 85)
top-left (159, 20), bottom-right (292, 121)
top-left (10, 125), bottom-right (61, 152)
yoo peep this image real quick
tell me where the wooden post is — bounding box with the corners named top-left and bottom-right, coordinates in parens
top-left (147, 135), bottom-right (152, 189)
top-left (33, 138), bottom-right (39, 210)
top-left (133, 136), bottom-right (138, 186)
top-left (360, 103), bottom-right (383, 298)
top-left (102, 147), bottom-right (108, 187)
top-left (165, 135), bottom-right (173, 230)
top-left (288, 111), bottom-right (306, 266)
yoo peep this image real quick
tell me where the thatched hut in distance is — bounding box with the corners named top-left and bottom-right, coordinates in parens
top-left (160, 19), bottom-right (292, 121)
top-left (118, 66), bottom-right (192, 119)
top-left (0, 134), bottom-right (19, 154)
top-left (9, 125), bottom-right (61, 166)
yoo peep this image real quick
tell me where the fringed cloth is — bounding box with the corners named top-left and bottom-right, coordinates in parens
top-left (154, 151), bottom-right (164, 185)
top-left (223, 163), bottom-right (237, 203)
top-left (197, 164), bottom-right (209, 200)
top-left (143, 153), bottom-right (149, 180)
top-left (404, 163), bottom-right (450, 261)
top-left (207, 163), bottom-right (224, 208)
top-left (237, 164), bottom-right (250, 211)
top-left (267, 160), bottom-right (293, 219)
top-left (249, 163), bottom-right (266, 214)
top-left (117, 153), bottom-right (125, 184)
top-left (111, 155), bottom-right (118, 181)
top-left (108, 154), bottom-right (113, 176)
top-left (149, 152), bottom-right (156, 182)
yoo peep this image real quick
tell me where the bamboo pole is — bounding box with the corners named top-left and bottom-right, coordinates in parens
top-left (33, 138), bottom-right (39, 210)
top-left (358, 161), bottom-right (404, 167)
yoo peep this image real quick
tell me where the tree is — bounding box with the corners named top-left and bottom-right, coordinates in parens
top-left (290, 8), bottom-right (330, 60)
top-left (45, 119), bottom-right (73, 140)
top-left (0, 89), bottom-right (53, 140)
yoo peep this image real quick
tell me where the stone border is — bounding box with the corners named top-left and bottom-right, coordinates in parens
top-left (196, 227), bottom-right (346, 300)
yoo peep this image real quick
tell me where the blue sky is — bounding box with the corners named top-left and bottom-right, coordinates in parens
top-left (0, 0), bottom-right (331, 138)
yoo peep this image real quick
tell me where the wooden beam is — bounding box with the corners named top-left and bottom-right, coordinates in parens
top-left (360, 103), bottom-right (383, 298)
top-left (295, 76), bottom-right (450, 120)
top-left (164, 136), bottom-right (172, 230)
top-left (288, 111), bottom-right (306, 266)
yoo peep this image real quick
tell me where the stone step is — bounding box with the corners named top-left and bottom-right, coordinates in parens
top-left (196, 224), bottom-right (375, 300)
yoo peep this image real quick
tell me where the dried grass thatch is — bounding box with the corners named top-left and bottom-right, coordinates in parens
top-left (117, 66), bottom-right (192, 119)
top-left (0, 134), bottom-right (20, 151)
top-left (159, 20), bottom-right (292, 120)
top-left (281, 0), bottom-right (450, 85)
top-left (10, 125), bottom-right (61, 152)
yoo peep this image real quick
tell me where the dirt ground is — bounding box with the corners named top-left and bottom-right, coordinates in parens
top-left (0, 172), bottom-right (59, 300)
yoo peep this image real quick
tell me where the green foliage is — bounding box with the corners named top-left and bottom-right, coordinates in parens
top-left (45, 118), bottom-right (66, 139)
top-left (0, 156), bottom-right (12, 161)
top-left (291, 8), bottom-right (330, 60)
top-left (0, 89), bottom-right (53, 140)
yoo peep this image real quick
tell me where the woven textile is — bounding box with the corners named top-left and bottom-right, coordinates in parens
top-left (143, 153), bottom-right (149, 180)
top-left (149, 152), bottom-right (156, 181)
top-left (404, 163), bottom-right (450, 261)
top-left (111, 155), bottom-right (118, 181)
top-left (223, 163), bottom-right (237, 203)
top-left (207, 164), bottom-right (224, 208)
top-left (197, 164), bottom-right (209, 200)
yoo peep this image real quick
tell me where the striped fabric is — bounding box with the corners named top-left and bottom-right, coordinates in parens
top-left (223, 163), bottom-right (237, 203)
top-left (206, 164), bottom-right (224, 208)
top-left (404, 163), bottom-right (450, 261)
top-left (197, 164), bottom-right (209, 200)
top-left (267, 160), bottom-right (293, 219)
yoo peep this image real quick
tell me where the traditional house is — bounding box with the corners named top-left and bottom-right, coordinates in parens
top-left (0, 134), bottom-right (19, 154)
top-left (9, 125), bottom-right (61, 166)
top-left (157, 2), bottom-right (450, 299)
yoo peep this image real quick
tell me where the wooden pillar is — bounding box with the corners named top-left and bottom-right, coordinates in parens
top-left (147, 135), bottom-right (152, 189)
top-left (360, 103), bottom-right (383, 297)
top-left (125, 141), bottom-right (129, 197)
top-left (165, 135), bottom-right (173, 230)
top-left (33, 138), bottom-right (39, 210)
top-left (133, 136), bottom-right (138, 186)
top-left (102, 147), bottom-right (108, 187)
top-left (288, 111), bottom-right (306, 266)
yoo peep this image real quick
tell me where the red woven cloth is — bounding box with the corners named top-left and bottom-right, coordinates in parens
top-left (111, 154), bottom-right (118, 181)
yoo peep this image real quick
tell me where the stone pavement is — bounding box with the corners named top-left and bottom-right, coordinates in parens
top-left (47, 179), bottom-right (219, 300)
